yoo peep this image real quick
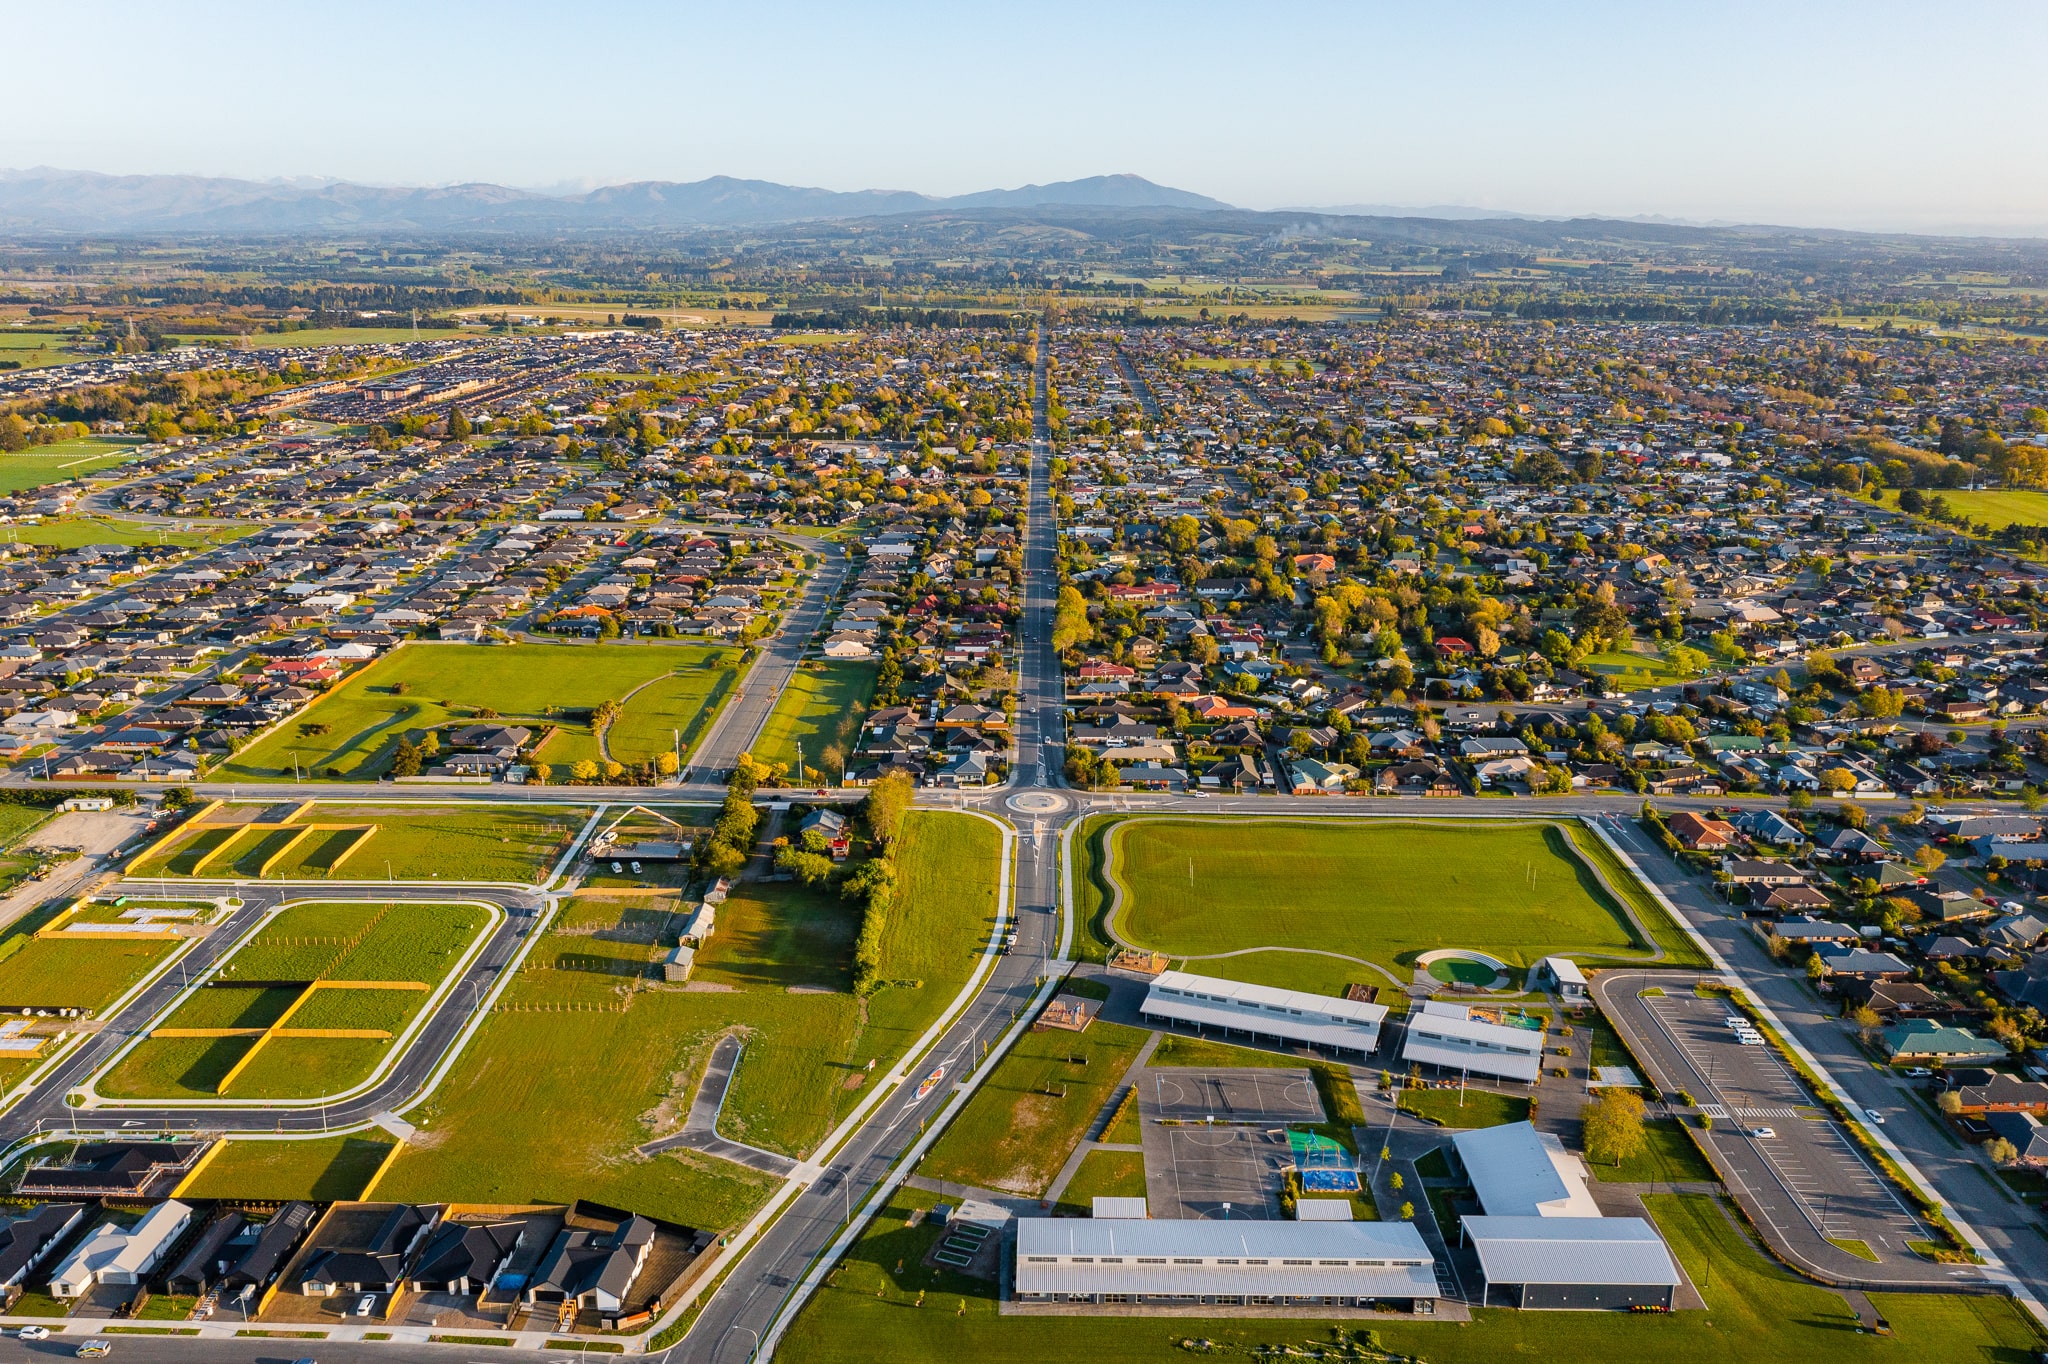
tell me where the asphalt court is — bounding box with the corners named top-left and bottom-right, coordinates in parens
top-left (1145, 1066), bottom-right (1325, 1124)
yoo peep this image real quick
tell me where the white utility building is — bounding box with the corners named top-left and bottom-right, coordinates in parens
top-left (1139, 971), bottom-right (1386, 1056)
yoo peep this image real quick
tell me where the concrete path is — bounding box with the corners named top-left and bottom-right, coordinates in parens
top-left (1043, 1031), bottom-right (1161, 1204)
top-left (636, 1033), bottom-right (798, 1176)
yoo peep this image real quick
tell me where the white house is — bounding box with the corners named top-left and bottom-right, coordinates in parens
top-left (50, 1201), bottom-right (192, 1297)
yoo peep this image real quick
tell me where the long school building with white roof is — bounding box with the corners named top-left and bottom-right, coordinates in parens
top-left (1015, 1219), bottom-right (1438, 1307)
top-left (1138, 970), bottom-right (1387, 1056)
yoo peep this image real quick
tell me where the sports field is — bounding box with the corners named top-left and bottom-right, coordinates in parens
top-left (376, 811), bottom-right (1000, 1228)
top-left (1104, 818), bottom-right (1686, 983)
top-left (131, 803), bottom-right (589, 884)
top-left (775, 1188), bottom-right (2042, 1364)
top-left (97, 899), bottom-right (489, 1101)
top-left (0, 443), bottom-right (150, 495)
top-left (750, 660), bottom-right (878, 777)
top-left (219, 641), bottom-right (743, 780)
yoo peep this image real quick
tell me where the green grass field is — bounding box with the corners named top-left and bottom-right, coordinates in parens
top-left (1107, 818), bottom-right (1687, 983)
top-left (1878, 486), bottom-right (2048, 529)
top-left (170, 327), bottom-right (472, 349)
top-left (220, 641), bottom-right (741, 780)
top-left (1398, 1087), bottom-right (1530, 1129)
top-left (1052, 1148), bottom-right (1146, 1217)
top-left (1589, 1117), bottom-right (1719, 1184)
top-left (100, 900), bottom-right (487, 1100)
top-left (377, 813), bottom-right (999, 1225)
top-left (777, 1187), bottom-right (2042, 1364)
top-left (922, 1022), bottom-right (1148, 1195)
top-left (750, 660), bottom-right (878, 776)
top-left (0, 935), bottom-right (179, 1013)
top-left (134, 804), bottom-right (588, 884)
top-left (1581, 649), bottom-right (1693, 689)
top-left (178, 1135), bottom-right (396, 1201)
top-left (0, 516), bottom-right (249, 549)
top-left (0, 331), bottom-right (84, 369)
top-left (0, 443), bottom-right (150, 495)
top-left (604, 664), bottom-right (745, 766)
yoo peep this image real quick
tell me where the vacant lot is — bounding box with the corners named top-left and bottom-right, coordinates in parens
top-left (99, 900), bottom-right (487, 1100)
top-left (221, 641), bottom-right (741, 780)
top-left (177, 1135), bottom-right (396, 1201)
top-left (605, 663), bottom-right (745, 765)
top-left (776, 1189), bottom-right (2042, 1364)
top-left (751, 660), bottom-right (878, 776)
top-left (1879, 486), bottom-right (2048, 530)
top-left (0, 935), bottom-right (178, 1013)
top-left (1109, 818), bottom-right (1672, 980)
top-left (135, 804), bottom-right (588, 884)
top-left (922, 1021), bottom-right (1148, 1195)
top-left (378, 816), bottom-right (1002, 1227)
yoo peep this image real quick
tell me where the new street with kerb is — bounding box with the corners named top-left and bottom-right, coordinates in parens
top-left (2, 343), bottom-right (2048, 1363)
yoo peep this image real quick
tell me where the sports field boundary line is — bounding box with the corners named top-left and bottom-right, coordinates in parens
top-left (1583, 814), bottom-right (2048, 1328)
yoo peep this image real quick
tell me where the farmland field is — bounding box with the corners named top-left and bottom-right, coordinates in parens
top-left (750, 660), bottom-right (878, 776)
top-left (178, 1135), bottom-right (396, 1201)
top-left (376, 813), bottom-right (1001, 1227)
top-left (922, 1021), bottom-right (1148, 1195)
top-left (1104, 818), bottom-right (1691, 983)
top-left (775, 1188), bottom-right (2043, 1364)
top-left (220, 641), bottom-right (743, 780)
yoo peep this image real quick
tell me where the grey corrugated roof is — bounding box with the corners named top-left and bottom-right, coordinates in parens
top-left (1015, 1219), bottom-right (1436, 1299)
top-left (1461, 1216), bottom-right (1680, 1287)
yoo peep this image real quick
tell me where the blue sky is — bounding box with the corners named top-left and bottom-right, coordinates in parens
top-left (9, 0), bottom-right (2047, 233)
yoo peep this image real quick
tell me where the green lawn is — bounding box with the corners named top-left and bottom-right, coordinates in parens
top-left (922, 1022), bottom-right (1149, 1196)
top-left (750, 660), bottom-right (878, 776)
top-left (178, 1135), bottom-right (396, 1201)
top-left (776, 1187), bottom-right (2043, 1364)
top-left (220, 641), bottom-right (740, 780)
top-left (171, 326), bottom-right (471, 348)
top-left (0, 442), bottom-right (150, 495)
top-left (0, 935), bottom-right (179, 1013)
top-left (1398, 1086), bottom-right (1530, 1129)
top-left (1108, 818), bottom-right (1675, 979)
top-left (694, 880), bottom-right (859, 991)
top-left (1052, 1148), bottom-right (1146, 1216)
top-left (1068, 813), bottom-right (1118, 963)
top-left (1589, 1116), bottom-right (1719, 1184)
top-left (0, 330), bottom-right (84, 369)
top-left (1148, 1034), bottom-right (1306, 1069)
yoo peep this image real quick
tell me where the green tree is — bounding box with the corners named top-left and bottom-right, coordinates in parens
top-left (390, 739), bottom-right (423, 778)
top-left (446, 406), bottom-right (471, 440)
top-left (1052, 585), bottom-right (1094, 654)
top-left (1582, 1086), bottom-right (1647, 1166)
top-left (864, 770), bottom-right (915, 846)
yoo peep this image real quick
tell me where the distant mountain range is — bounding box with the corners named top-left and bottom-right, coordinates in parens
top-left (0, 168), bottom-right (1231, 233)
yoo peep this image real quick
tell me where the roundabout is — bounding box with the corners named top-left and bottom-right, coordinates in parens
top-left (1006, 790), bottom-right (1068, 816)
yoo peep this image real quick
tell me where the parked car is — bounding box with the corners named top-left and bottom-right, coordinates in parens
top-left (354, 1295), bottom-right (375, 1317)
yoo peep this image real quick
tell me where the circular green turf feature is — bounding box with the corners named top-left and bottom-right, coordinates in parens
top-left (1429, 956), bottom-right (1502, 986)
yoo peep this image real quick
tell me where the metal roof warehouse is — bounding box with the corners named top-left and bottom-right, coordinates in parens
top-left (1015, 1219), bottom-right (1438, 1306)
top-left (1139, 970), bottom-right (1387, 1056)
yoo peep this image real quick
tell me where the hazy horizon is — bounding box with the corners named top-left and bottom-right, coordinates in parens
top-left (9, 0), bottom-right (2048, 237)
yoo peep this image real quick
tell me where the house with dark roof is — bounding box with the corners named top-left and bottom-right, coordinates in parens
top-left (0, 1203), bottom-right (86, 1292)
top-left (526, 1209), bottom-right (657, 1314)
top-left (16, 1141), bottom-right (210, 1198)
top-left (409, 1218), bottom-right (529, 1295)
top-left (1985, 1109), bottom-right (2048, 1164)
top-left (295, 1204), bottom-right (433, 1297)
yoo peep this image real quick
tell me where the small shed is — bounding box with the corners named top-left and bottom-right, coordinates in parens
top-left (662, 945), bottom-right (696, 983)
